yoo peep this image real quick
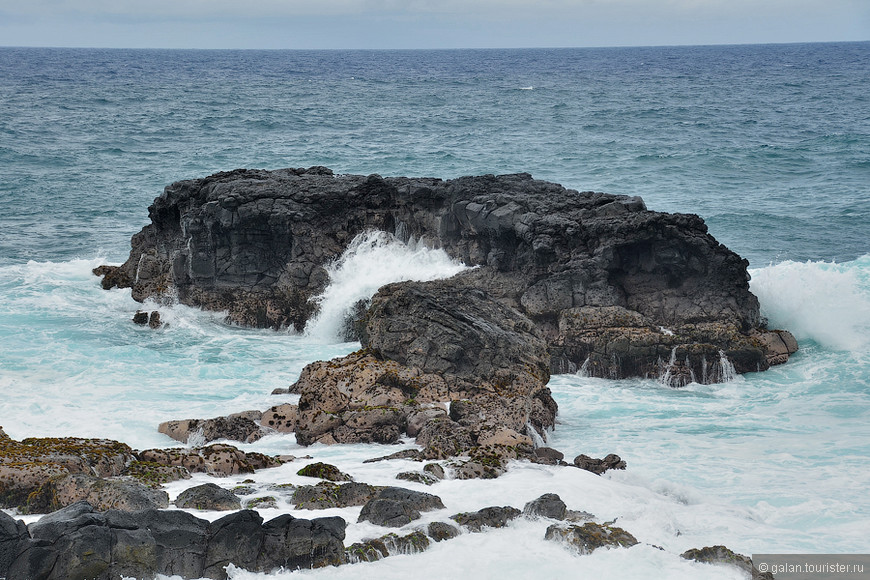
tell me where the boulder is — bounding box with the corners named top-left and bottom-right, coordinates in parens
top-left (426, 521), bottom-right (461, 542)
top-left (175, 483), bottom-right (242, 511)
top-left (358, 487), bottom-right (445, 528)
top-left (523, 493), bottom-right (567, 520)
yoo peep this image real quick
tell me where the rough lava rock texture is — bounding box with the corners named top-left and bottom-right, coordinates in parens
top-left (0, 502), bottom-right (346, 580)
top-left (97, 167), bottom-right (796, 383)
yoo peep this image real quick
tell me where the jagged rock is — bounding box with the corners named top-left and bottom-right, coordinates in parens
top-left (97, 168), bottom-right (795, 380)
top-left (450, 506), bottom-right (522, 532)
top-left (357, 487), bottom-right (445, 527)
top-left (293, 482), bottom-right (379, 510)
top-left (523, 493), bottom-right (567, 520)
top-left (296, 462), bottom-right (353, 482)
top-left (573, 453), bottom-right (627, 475)
top-left (158, 412), bottom-right (265, 445)
top-left (261, 403), bottom-right (298, 433)
top-left (681, 545), bottom-right (771, 578)
top-left (426, 521), bottom-right (460, 542)
top-left (175, 483), bottom-right (242, 511)
top-left (344, 530), bottom-right (430, 564)
top-left (545, 522), bottom-right (639, 554)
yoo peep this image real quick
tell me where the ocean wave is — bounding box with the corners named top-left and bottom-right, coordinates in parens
top-left (750, 255), bottom-right (870, 353)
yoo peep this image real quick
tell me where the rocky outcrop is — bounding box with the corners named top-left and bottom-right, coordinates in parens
top-left (289, 276), bottom-right (556, 459)
top-left (1, 502), bottom-right (345, 580)
top-left (97, 167), bottom-right (795, 381)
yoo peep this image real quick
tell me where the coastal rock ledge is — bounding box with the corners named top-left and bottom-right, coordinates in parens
top-left (97, 167), bottom-right (796, 383)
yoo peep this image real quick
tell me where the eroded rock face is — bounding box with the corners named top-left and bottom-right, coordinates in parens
top-left (289, 278), bottom-right (556, 455)
top-left (96, 167), bottom-right (795, 380)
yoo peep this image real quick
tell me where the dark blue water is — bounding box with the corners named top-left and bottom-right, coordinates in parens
top-left (1, 43), bottom-right (868, 267)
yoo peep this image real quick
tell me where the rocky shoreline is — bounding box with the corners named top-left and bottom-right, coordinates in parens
top-left (2, 169), bottom-right (795, 578)
top-left (1, 423), bottom-right (771, 579)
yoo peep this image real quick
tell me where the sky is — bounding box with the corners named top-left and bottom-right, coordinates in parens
top-left (0, 0), bottom-right (867, 50)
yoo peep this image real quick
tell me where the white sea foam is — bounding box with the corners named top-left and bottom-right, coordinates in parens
top-left (750, 255), bottom-right (870, 352)
top-left (304, 230), bottom-right (469, 342)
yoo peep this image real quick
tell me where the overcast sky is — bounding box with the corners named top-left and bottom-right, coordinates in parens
top-left (1, 0), bottom-right (867, 49)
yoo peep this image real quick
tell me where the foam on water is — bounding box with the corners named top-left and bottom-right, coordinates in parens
top-left (304, 230), bottom-right (469, 341)
top-left (750, 255), bottom-right (870, 353)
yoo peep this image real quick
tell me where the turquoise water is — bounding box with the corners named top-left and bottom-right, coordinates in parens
top-left (1, 43), bottom-right (869, 577)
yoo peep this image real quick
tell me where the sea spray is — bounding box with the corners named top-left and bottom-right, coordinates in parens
top-left (304, 231), bottom-right (469, 342)
top-left (750, 256), bottom-right (870, 352)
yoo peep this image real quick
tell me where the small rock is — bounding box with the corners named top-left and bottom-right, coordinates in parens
top-left (132, 311), bottom-right (149, 325)
top-left (396, 471), bottom-right (439, 485)
top-left (545, 522), bottom-right (638, 555)
top-left (681, 545), bottom-right (764, 577)
top-left (523, 493), bottom-right (567, 520)
top-left (572, 453), bottom-right (626, 475)
top-left (423, 463), bottom-right (445, 479)
top-left (296, 462), bottom-right (353, 482)
top-left (245, 496), bottom-right (279, 510)
top-left (450, 506), bottom-right (521, 532)
top-left (533, 447), bottom-right (565, 465)
top-left (426, 521), bottom-right (460, 542)
top-left (175, 483), bottom-right (241, 511)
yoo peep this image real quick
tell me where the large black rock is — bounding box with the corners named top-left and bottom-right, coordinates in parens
top-left (3, 501), bottom-right (345, 580)
top-left (97, 167), bottom-right (796, 381)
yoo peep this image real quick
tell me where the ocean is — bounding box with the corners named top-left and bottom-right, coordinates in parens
top-left (1, 43), bottom-right (868, 579)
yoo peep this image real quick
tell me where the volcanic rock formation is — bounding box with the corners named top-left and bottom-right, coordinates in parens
top-left (97, 167), bottom-right (796, 383)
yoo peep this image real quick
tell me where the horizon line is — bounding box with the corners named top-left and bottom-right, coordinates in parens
top-left (1, 39), bottom-right (867, 52)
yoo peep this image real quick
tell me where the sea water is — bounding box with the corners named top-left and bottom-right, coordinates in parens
top-left (1, 43), bottom-right (868, 579)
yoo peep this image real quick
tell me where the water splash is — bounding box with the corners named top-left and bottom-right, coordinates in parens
top-left (304, 231), bottom-right (469, 342)
top-left (750, 256), bottom-right (870, 352)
